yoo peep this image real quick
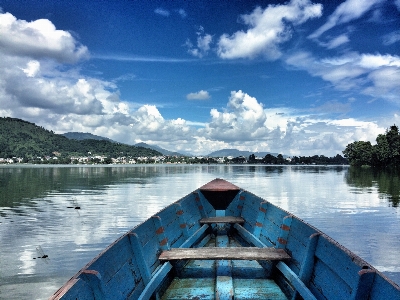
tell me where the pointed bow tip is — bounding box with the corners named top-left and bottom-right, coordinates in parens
top-left (200, 178), bottom-right (240, 192)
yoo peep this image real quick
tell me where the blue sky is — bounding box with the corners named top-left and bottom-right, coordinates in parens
top-left (0, 0), bottom-right (399, 156)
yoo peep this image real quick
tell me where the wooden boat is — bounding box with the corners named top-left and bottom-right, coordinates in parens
top-left (50, 178), bottom-right (400, 300)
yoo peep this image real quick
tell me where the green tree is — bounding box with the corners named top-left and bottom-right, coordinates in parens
top-left (374, 133), bottom-right (390, 167)
top-left (103, 157), bottom-right (113, 164)
top-left (343, 141), bottom-right (373, 166)
top-left (263, 154), bottom-right (276, 164)
top-left (385, 125), bottom-right (400, 164)
top-left (276, 154), bottom-right (285, 164)
top-left (370, 125), bottom-right (400, 168)
top-left (248, 154), bottom-right (256, 163)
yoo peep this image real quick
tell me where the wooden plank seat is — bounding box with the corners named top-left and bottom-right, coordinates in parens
top-left (159, 247), bottom-right (290, 261)
top-left (199, 216), bottom-right (244, 224)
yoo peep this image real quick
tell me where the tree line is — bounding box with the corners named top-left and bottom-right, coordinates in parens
top-left (343, 125), bottom-right (400, 168)
top-left (247, 153), bottom-right (348, 165)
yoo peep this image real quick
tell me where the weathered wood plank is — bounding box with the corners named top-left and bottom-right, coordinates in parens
top-left (200, 216), bottom-right (244, 224)
top-left (137, 262), bottom-right (172, 300)
top-left (225, 190), bottom-right (245, 217)
top-left (368, 273), bottom-right (400, 299)
top-left (234, 223), bottom-right (266, 248)
top-left (159, 247), bottom-right (290, 261)
top-left (180, 224), bottom-right (209, 248)
top-left (161, 278), bottom-right (215, 300)
top-left (233, 278), bottom-right (287, 300)
top-left (309, 259), bottom-right (352, 299)
top-left (276, 261), bottom-right (317, 300)
top-left (216, 276), bottom-right (234, 300)
top-left (129, 233), bottom-right (151, 284)
top-left (51, 278), bottom-right (94, 300)
top-left (315, 235), bottom-right (364, 288)
top-left (79, 270), bottom-right (105, 298)
top-left (88, 235), bottom-right (134, 284)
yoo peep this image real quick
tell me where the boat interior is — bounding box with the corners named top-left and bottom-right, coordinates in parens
top-left (50, 179), bottom-right (400, 300)
top-left (158, 216), bottom-right (292, 300)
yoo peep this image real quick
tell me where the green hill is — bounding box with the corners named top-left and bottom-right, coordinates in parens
top-left (135, 142), bottom-right (188, 156)
top-left (62, 132), bottom-right (116, 142)
top-left (0, 117), bottom-right (162, 162)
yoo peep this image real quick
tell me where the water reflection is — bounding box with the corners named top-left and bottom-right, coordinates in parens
top-left (346, 167), bottom-right (400, 207)
top-left (0, 166), bottom-right (170, 215)
top-left (0, 165), bottom-right (399, 300)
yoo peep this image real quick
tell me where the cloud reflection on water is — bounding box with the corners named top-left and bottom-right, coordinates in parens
top-left (0, 165), bottom-right (399, 299)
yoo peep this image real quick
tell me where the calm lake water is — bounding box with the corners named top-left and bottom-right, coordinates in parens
top-left (0, 165), bottom-right (399, 299)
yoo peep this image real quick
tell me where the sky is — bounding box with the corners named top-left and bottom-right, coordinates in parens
top-left (0, 0), bottom-right (399, 156)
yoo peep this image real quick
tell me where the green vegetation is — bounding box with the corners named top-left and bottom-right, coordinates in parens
top-left (343, 125), bottom-right (400, 168)
top-left (248, 153), bottom-right (348, 165)
top-left (0, 117), bottom-right (162, 163)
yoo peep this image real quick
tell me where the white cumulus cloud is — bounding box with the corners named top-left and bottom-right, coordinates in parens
top-left (186, 26), bottom-right (213, 58)
top-left (21, 60), bottom-right (40, 77)
top-left (203, 90), bottom-right (268, 141)
top-left (217, 0), bottom-right (322, 60)
top-left (186, 90), bottom-right (211, 100)
top-left (0, 12), bottom-right (89, 63)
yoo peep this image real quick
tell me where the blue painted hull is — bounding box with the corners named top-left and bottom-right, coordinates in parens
top-left (50, 179), bottom-right (400, 300)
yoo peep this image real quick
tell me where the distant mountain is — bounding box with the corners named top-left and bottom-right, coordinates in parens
top-left (135, 142), bottom-right (188, 156)
top-left (0, 117), bottom-right (162, 159)
top-left (206, 149), bottom-right (281, 158)
top-left (63, 132), bottom-right (115, 142)
top-left (63, 133), bottom-right (191, 156)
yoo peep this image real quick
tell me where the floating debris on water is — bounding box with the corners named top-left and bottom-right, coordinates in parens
top-left (67, 198), bottom-right (80, 209)
top-left (33, 245), bottom-right (49, 262)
